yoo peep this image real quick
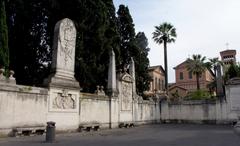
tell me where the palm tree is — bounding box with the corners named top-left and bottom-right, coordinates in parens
top-left (186, 54), bottom-right (208, 90)
top-left (152, 22), bottom-right (177, 92)
top-left (209, 57), bottom-right (223, 78)
top-left (208, 57), bottom-right (223, 88)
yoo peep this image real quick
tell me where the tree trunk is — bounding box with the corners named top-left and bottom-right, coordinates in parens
top-left (163, 40), bottom-right (168, 93)
top-left (196, 73), bottom-right (200, 90)
top-left (214, 66), bottom-right (217, 83)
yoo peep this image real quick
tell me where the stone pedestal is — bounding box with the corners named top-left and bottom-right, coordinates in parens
top-left (45, 18), bottom-right (79, 89)
top-left (118, 73), bottom-right (134, 123)
top-left (45, 18), bottom-right (80, 131)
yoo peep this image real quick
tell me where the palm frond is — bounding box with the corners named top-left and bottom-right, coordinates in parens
top-left (152, 22), bottom-right (177, 45)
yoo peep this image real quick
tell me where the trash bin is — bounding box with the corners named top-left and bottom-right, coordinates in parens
top-left (234, 120), bottom-right (240, 137)
top-left (46, 121), bottom-right (56, 143)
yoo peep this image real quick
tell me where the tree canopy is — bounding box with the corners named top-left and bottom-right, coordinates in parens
top-left (135, 32), bottom-right (151, 95)
top-left (117, 5), bottom-right (137, 68)
top-left (225, 63), bottom-right (240, 80)
top-left (186, 54), bottom-right (209, 90)
top-left (117, 5), bottom-right (151, 95)
top-left (3, 1), bottom-right (151, 95)
top-left (0, 0), bottom-right (9, 72)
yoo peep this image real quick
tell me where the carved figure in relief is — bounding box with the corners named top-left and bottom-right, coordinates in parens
top-left (53, 90), bottom-right (75, 109)
top-left (59, 19), bottom-right (76, 65)
top-left (121, 83), bottom-right (132, 110)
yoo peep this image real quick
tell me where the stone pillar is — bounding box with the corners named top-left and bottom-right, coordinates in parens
top-left (107, 49), bottom-right (117, 96)
top-left (45, 18), bottom-right (80, 131)
top-left (107, 49), bottom-right (119, 128)
top-left (45, 18), bottom-right (79, 89)
top-left (216, 64), bottom-right (224, 98)
top-left (129, 57), bottom-right (136, 95)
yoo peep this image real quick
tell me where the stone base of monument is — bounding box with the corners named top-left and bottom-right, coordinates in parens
top-left (44, 74), bottom-right (79, 89)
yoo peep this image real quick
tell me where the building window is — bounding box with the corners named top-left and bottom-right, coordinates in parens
top-left (180, 72), bottom-right (184, 80)
top-left (158, 79), bottom-right (161, 90)
top-left (162, 80), bottom-right (164, 90)
top-left (152, 81), bottom-right (154, 91)
top-left (155, 77), bottom-right (158, 91)
top-left (189, 71), bottom-right (192, 79)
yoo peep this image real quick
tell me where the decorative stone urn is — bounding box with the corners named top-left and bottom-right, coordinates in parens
top-left (0, 68), bottom-right (4, 75)
top-left (0, 68), bottom-right (5, 79)
top-left (9, 70), bottom-right (15, 79)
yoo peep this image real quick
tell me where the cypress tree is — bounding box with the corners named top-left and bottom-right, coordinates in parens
top-left (117, 5), bottom-right (137, 68)
top-left (0, 0), bottom-right (9, 72)
top-left (117, 5), bottom-right (151, 95)
top-left (6, 0), bottom-right (51, 85)
top-left (135, 32), bottom-right (151, 95)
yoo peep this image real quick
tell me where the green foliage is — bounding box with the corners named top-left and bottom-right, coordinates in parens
top-left (224, 63), bottom-right (240, 81)
top-left (117, 5), bottom-right (151, 95)
top-left (208, 57), bottom-right (223, 71)
top-left (185, 90), bottom-right (211, 100)
top-left (0, 0), bottom-right (9, 71)
top-left (186, 54), bottom-right (209, 90)
top-left (152, 22), bottom-right (177, 91)
top-left (135, 32), bottom-right (151, 95)
top-left (117, 5), bottom-right (136, 67)
top-left (152, 22), bottom-right (177, 44)
top-left (6, 0), bottom-right (51, 85)
top-left (5, 1), bottom-right (151, 95)
top-left (6, 0), bottom-right (120, 90)
top-left (207, 80), bottom-right (216, 96)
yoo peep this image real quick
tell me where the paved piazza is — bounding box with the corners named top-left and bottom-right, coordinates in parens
top-left (0, 124), bottom-right (240, 146)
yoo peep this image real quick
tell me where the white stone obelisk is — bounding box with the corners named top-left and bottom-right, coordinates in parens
top-left (129, 57), bottom-right (136, 95)
top-left (107, 49), bottom-right (117, 96)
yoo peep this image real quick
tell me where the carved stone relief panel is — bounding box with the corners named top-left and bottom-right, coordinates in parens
top-left (121, 81), bottom-right (132, 111)
top-left (59, 19), bottom-right (76, 66)
top-left (53, 18), bottom-right (76, 75)
top-left (49, 88), bottom-right (79, 112)
top-left (52, 89), bottom-right (76, 109)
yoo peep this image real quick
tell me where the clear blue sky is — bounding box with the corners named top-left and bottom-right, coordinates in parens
top-left (113, 0), bottom-right (240, 82)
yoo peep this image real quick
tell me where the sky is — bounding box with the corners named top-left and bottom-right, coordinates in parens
top-left (113, 0), bottom-right (240, 82)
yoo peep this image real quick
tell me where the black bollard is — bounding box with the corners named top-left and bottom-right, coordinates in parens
top-left (46, 121), bottom-right (56, 143)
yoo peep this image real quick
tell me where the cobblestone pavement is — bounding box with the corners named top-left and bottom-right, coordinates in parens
top-left (0, 124), bottom-right (240, 146)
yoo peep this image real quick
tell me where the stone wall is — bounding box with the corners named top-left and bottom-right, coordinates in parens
top-left (0, 84), bottom-right (160, 135)
top-left (160, 100), bottom-right (230, 124)
top-left (0, 83), bottom-right (48, 135)
top-left (134, 100), bottom-right (160, 124)
top-left (79, 93), bottom-right (160, 128)
top-left (1, 80), bottom-right (240, 135)
top-left (160, 81), bottom-right (240, 124)
top-left (79, 93), bottom-right (112, 128)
